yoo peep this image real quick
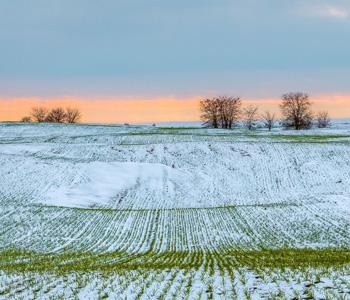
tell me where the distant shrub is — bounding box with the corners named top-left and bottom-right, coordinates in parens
top-left (20, 116), bottom-right (32, 123)
top-left (316, 111), bottom-right (331, 128)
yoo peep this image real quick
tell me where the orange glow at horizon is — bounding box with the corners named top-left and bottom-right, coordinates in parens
top-left (0, 95), bottom-right (349, 123)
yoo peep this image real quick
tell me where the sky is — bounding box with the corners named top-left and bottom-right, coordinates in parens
top-left (0, 0), bottom-right (350, 122)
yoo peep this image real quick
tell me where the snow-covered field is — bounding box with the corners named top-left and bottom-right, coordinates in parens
top-left (0, 122), bottom-right (350, 299)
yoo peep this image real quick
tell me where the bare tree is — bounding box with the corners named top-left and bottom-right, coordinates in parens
top-left (200, 96), bottom-right (241, 129)
top-left (316, 111), bottom-right (331, 128)
top-left (243, 105), bottom-right (259, 130)
top-left (31, 107), bottom-right (48, 122)
top-left (200, 98), bottom-right (219, 128)
top-left (280, 92), bottom-right (313, 130)
top-left (45, 107), bottom-right (66, 123)
top-left (20, 116), bottom-right (32, 123)
top-left (222, 96), bottom-right (242, 129)
top-left (65, 107), bottom-right (82, 123)
top-left (261, 111), bottom-right (275, 131)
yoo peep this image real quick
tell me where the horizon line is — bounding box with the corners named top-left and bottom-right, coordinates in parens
top-left (0, 93), bottom-right (349, 122)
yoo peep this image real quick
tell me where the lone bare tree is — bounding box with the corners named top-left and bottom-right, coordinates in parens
top-left (200, 96), bottom-right (241, 129)
top-left (280, 92), bottom-right (313, 130)
top-left (243, 105), bottom-right (259, 130)
top-left (316, 111), bottom-right (331, 128)
top-left (31, 107), bottom-right (48, 122)
top-left (45, 107), bottom-right (66, 123)
top-left (261, 111), bottom-right (275, 131)
top-left (65, 107), bottom-right (82, 123)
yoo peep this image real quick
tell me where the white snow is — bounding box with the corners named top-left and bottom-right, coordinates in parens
top-left (1, 122), bottom-right (350, 210)
top-left (1, 122), bottom-right (350, 298)
top-left (45, 162), bottom-right (191, 208)
top-left (330, 194), bottom-right (350, 215)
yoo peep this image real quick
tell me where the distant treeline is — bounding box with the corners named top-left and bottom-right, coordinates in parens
top-left (21, 107), bottom-right (82, 124)
top-left (19, 92), bottom-right (330, 130)
top-left (200, 92), bottom-right (330, 130)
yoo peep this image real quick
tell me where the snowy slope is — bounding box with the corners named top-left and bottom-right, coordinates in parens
top-left (1, 123), bottom-right (350, 299)
top-left (0, 123), bottom-right (349, 211)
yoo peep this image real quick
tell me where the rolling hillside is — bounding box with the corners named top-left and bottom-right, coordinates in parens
top-left (1, 123), bottom-right (350, 299)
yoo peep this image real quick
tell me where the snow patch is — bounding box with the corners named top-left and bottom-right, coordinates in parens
top-left (45, 162), bottom-right (189, 208)
top-left (330, 194), bottom-right (350, 215)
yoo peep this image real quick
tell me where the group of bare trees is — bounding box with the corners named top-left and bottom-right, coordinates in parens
top-left (200, 96), bottom-right (242, 129)
top-left (241, 105), bottom-right (277, 131)
top-left (200, 92), bottom-right (330, 130)
top-left (21, 107), bottom-right (82, 123)
top-left (280, 92), bottom-right (330, 129)
top-left (200, 97), bottom-right (276, 131)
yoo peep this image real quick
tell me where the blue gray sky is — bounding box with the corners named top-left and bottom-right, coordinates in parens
top-left (1, 0), bottom-right (350, 98)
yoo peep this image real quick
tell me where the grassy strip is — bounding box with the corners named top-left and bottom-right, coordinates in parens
top-left (1, 248), bottom-right (349, 274)
top-left (157, 127), bottom-right (203, 130)
top-left (267, 134), bottom-right (350, 142)
top-left (270, 134), bottom-right (350, 139)
top-left (29, 200), bottom-right (317, 213)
